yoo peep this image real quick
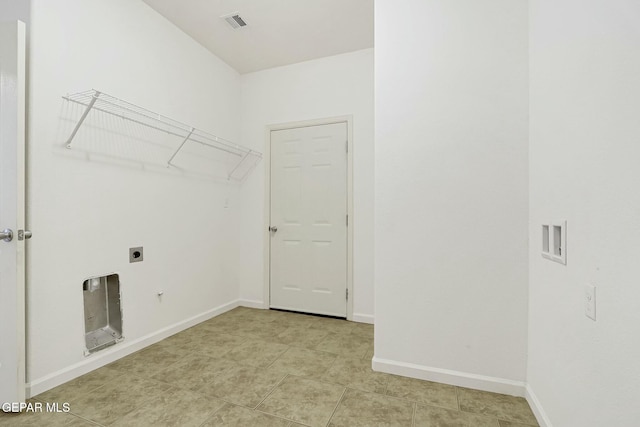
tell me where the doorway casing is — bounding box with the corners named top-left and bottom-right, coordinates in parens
top-left (262, 116), bottom-right (354, 320)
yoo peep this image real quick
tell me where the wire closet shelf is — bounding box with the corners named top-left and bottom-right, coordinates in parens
top-left (63, 89), bottom-right (262, 182)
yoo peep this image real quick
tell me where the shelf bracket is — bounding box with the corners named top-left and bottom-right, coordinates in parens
top-left (65, 91), bottom-right (101, 148)
top-left (227, 150), bottom-right (252, 179)
top-left (167, 127), bottom-right (195, 167)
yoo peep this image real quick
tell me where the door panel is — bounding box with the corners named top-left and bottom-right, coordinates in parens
top-left (270, 123), bottom-right (347, 317)
top-left (0, 21), bottom-right (26, 405)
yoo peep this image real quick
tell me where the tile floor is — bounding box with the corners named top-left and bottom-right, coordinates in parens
top-left (0, 307), bottom-right (539, 426)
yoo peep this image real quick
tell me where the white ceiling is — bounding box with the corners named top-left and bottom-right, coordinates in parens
top-left (143, 0), bottom-right (374, 74)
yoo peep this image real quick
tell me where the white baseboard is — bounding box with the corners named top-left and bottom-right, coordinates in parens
top-left (27, 299), bottom-right (239, 398)
top-left (236, 301), bottom-right (374, 325)
top-left (238, 299), bottom-right (267, 309)
top-left (352, 313), bottom-right (374, 324)
top-left (526, 384), bottom-right (552, 427)
top-left (372, 357), bottom-right (526, 397)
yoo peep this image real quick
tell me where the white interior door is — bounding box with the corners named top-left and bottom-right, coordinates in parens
top-left (0, 20), bottom-right (27, 406)
top-left (270, 122), bottom-right (348, 317)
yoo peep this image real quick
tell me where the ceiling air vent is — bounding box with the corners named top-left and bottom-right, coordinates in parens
top-left (221, 12), bottom-right (247, 29)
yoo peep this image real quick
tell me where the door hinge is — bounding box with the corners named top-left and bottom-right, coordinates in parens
top-left (346, 141), bottom-right (348, 153)
top-left (346, 288), bottom-right (349, 300)
top-left (346, 214), bottom-right (349, 227)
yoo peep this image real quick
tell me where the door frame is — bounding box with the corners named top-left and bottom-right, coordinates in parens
top-left (263, 116), bottom-right (354, 320)
top-left (0, 20), bottom-right (27, 404)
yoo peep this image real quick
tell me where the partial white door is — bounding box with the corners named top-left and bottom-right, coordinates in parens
top-left (0, 21), bottom-right (27, 406)
top-left (270, 122), bottom-right (348, 317)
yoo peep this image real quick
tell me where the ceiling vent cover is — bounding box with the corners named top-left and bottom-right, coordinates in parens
top-left (221, 12), bottom-right (247, 29)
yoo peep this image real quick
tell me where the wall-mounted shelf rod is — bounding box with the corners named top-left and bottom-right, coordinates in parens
top-left (64, 93), bottom-right (243, 155)
top-left (62, 89), bottom-right (262, 181)
top-left (65, 97), bottom-right (244, 158)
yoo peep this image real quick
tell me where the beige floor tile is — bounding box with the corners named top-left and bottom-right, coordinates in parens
top-left (328, 388), bottom-right (414, 427)
top-left (196, 315), bottom-right (233, 328)
top-left (307, 317), bottom-right (357, 335)
top-left (275, 310), bottom-right (319, 324)
top-left (182, 322), bottom-right (239, 339)
top-left (386, 375), bottom-right (458, 410)
top-left (269, 347), bottom-right (336, 379)
top-left (219, 307), bottom-right (260, 318)
top-left (152, 353), bottom-right (237, 390)
top-left (414, 404), bottom-right (500, 427)
top-left (144, 340), bottom-right (192, 358)
top-left (315, 332), bottom-right (371, 359)
top-left (34, 365), bottom-right (124, 403)
top-left (275, 325), bottom-right (330, 349)
top-left (269, 312), bottom-right (311, 327)
top-left (322, 357), bottom-right (388, 393)
top-left (201, 312), bottom-right (248, 326)
top-left (236, 320), bottom-right (290, 341)
top-left (0, 401), bottom-right (94, 426)
top-left (236, 308), bottom-right (289, 323)
top-left (0, 413), bottom-right (95, 426)
top-left (351, 323), bottom-right (374, 341)
top-left (257, 376), bottom-right (345, 427)
top-left (158, 327), bottom-right (248, 358)
top-left (362, 346), bottom-right (374, 361)
top-left (274, 313), bottom-right (358, 335)
top-left (271, 311), bottom-right (319, 324)
top-left (146, 328), bottom-right (212, 357)
top-left (201, 316), bottom-right (266, 338)
top-left (173, 323), bottom-right (214, 340)
top-left (68, 375), bottom-right (174, 425)
top-left (223, 339), bottom-right (289, 368)
top-left (218, 307), bottom-right (287, 324)
top-left (201, 403), bottom-right (289, 427)
top-left (457, 388), bottom-right (538, 426)
top-left (199, 365), bottom-right (286, 408)
top-left (499, 420), bottom-right (539, 427)
top-left (106, 346), bottom-right (184, 377)
top-left (62, 415), bottom-right (98, 426)
top-left (110, 387), bottom-right (224, 427)
top-left (187, 332), bottom-right (248, 358)
top-left (22, 309), bottom-right (537, 427)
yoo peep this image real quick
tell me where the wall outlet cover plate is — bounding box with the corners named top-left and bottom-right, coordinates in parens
top-left (129, 247), bottom-right (143, 263)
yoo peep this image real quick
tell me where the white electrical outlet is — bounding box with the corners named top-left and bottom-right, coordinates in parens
top-left (585, 284), bottom-right (596, 321)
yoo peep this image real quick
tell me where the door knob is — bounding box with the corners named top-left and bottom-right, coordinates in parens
top-left (1, 228), bottom-right (13, 242)
top-left (269, 226), bottom-right (278, 233)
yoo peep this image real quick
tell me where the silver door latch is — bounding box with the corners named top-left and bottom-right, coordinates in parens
top-left (17, 229), bottom-right (32, 241)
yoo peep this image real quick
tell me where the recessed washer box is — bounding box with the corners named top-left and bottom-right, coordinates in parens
top-left (542, 220), bottom-right (566, 265)
top-left (83, 274), bottom-right (123, 355)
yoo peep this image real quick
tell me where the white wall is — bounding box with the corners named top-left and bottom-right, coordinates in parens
top-left (27, 0), bottom-right (241, 394)
top-left (374, 0), bottom-right (529, 389)
top-left (238, 49), bottom-right (375, 321)
top-left (528, 0), bottom-right (640, 425)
